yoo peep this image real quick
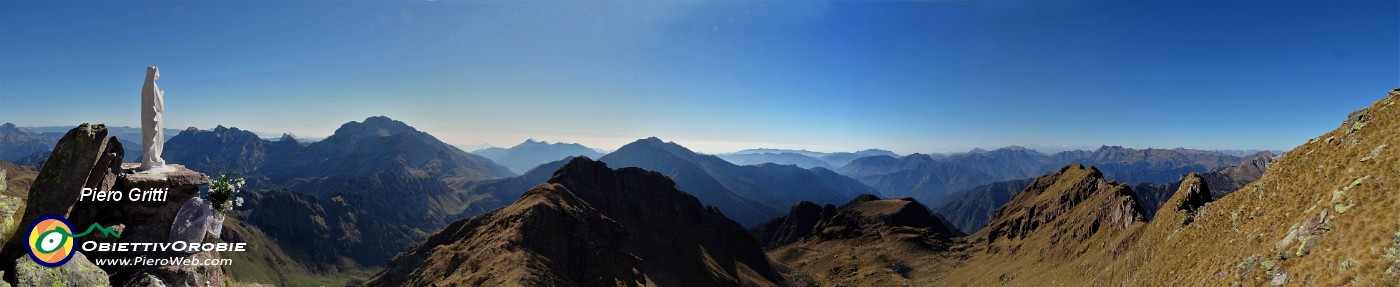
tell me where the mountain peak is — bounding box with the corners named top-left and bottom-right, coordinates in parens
top-left (0, 123), bottom-right (16, 130)
top-left (329, 116), bottom-right (419, 139)
top-left (753, 192), bottom-right (955, 254)
top-left (369, 156), bottom-right (784, 286)
top-left (984, 163), bottom-right (1144, 252)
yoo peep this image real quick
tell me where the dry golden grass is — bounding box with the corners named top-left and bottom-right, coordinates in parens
top-left (774, 89), bottom-right (1400, 286)
top-left (946, 89), bottom-right (1400, 286)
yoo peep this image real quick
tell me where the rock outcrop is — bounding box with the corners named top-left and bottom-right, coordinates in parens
top-left (367, 157), bottom-right (784, 287)
top-left (0, 124), bottom-right (225, 286)
top-left (940, 89), bottom-right (1400, 286)
top-left (12, 251), bottom-right (108, 286)
top-left (751, 201), bottom-right (836, 249)
top-left (983, 163), bottom-right (1145, 254)
top-left (1, 124), bottom-right (123, 275)
top-left (756, 194), bottom-right (956, 249)
top-left (759, 194), bottom-right (959, 286)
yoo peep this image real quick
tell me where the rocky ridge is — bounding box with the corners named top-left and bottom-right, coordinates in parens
top-left (367, 156), bottom-right (784, 287)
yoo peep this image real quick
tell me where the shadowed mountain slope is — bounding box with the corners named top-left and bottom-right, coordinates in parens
top-left (367, 157), bottom-right (785, 287)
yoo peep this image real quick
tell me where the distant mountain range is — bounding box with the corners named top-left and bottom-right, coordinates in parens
top-left (599, 137), bottom-right (876, 226)
top-left (833, 145), bottom-right (1250, 206)
top-left (932, 150), bottom-right (1275, 234)
top-left (470, 139), bottom-right (605, 174)
top-left (0, 123), bottom-right (145, 164)
top-left (721, 148), bottom-right (899, 169)
top-left (166, 116), bottom-right (516, 268)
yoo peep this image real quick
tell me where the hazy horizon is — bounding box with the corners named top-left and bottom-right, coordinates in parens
top-left (3, 1), bottom-right (1396, 155)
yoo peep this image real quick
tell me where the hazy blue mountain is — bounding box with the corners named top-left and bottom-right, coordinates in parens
top-left (938, 146), bottom-right (1049, 180)
top-left (931, 149), bottom-right (1270, 233)
top-left (716, 152), bottom-right (833, 169)
top-left (600, 137), bottom-right (876, 226)
top-left (454, 157), bottom-right (576, 217)
top-left (931, 178), bottom-right (1034, 234)
top-left (0, 123), bottom-right (58, 163)
top-left (837, 154), bottom-right (1000, 205)
top-left (836, 145), bottom-right (1247, 207)
top-left (1046, 146), bottom-right (1242, 184)
top-left (2, 123), bottom-right (143, 164)
top-left (818, 149), bottom-right (900, 167)
top-left (470, 139), bottom-right (605, 174)
top-left (731, 148), bottom-right (830, 158)
top-left (22, 125), bottom-right (182, 143)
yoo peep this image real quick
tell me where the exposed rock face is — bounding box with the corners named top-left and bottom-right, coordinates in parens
top-left (755, 194), bottom-right (956, 249)
top-left (235, 188), bottom-right (410, 269)
top-left (759, 195), bottom-right (958, 286)
top-left (367, 157), bottom-right (784, 287)
top-left (1154, 173), bottom-right (1211, 226)
top-left (453, 157), bottom-right (575, 217)
top-left (1, 124), bottom-right (123, 274)
top-left (1202, 150), bottom-right (1274, 198)
top-left (75, 163), bottom-right (216, 286)
top-left (942, 89), bottom-right (1400, 286)
top-left (750, 201), bottom-right (836, 249)
top-left (983, 164), bottom-right (1145, 253)
top-left (13, 252), bottom-right (108, 286)
top-left (0, 124), bottom-right (227, 286)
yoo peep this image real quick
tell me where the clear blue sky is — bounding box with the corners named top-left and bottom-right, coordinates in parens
top-left (2, 1), bottom-right (1396, 154)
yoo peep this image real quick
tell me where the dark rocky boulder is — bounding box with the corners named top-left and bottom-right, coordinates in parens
top-left (750, 201), bottom-right (836, 249)
top-left (1, 124), bottom-right (122, 275)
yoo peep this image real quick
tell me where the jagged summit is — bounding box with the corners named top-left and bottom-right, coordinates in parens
top-left (1154, 173), bottom-right (1211, 226)
top-left (983, 163), bottom-right (1145, 252)
top-left (941, 89), bottom-right (1400, 286)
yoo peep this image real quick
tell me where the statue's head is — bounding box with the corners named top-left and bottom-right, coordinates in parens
top-left (146, 66), bottom-right (159, 80)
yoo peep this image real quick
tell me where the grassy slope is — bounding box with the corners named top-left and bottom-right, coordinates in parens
top-left (943, 90), bottom-right (1399, 285)
top-left (219, 217), bottom-right (378, 286)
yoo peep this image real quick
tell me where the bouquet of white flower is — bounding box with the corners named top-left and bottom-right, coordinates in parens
top-left (206, 170), bottom-right (245, 213)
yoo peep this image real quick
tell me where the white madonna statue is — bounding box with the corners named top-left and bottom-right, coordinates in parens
top-left (140, 66), bottom-right (167, 171)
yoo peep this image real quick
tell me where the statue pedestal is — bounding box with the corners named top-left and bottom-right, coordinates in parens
top-left (69, 163), bottom-right (226, 286)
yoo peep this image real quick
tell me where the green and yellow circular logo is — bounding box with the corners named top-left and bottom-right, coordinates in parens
top-left (26, 214), bottom-right (76, 267)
